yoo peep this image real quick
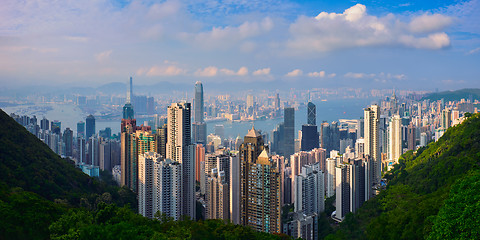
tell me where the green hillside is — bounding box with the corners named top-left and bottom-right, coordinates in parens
top-left (0, 109), bottom-right (287, 240)
top-left (421, 88), bottom-right (480, 102)
top-left (326, 113), bottom-right (480, 239)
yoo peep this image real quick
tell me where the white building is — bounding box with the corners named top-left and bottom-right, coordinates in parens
top-left (167, 102), bottom-right (195, 220)
top-left (295, 162), bottom-right (325, 215)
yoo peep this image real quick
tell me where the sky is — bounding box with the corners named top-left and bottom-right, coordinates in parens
top-left (0, 0), bottom-right (479, 91)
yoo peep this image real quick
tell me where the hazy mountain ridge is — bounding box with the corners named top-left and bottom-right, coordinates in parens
top-left (421, 88), bottom-right (480, 102)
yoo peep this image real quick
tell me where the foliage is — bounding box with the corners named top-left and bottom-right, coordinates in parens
top-left (427, 171), bottom-right (480, 240)
top-left (49, 203), bottom-right (287, 240)
top-left (326, 113), bottom-right (480, 239)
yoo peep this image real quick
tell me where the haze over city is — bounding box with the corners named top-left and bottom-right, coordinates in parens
top-left (1, 0), bottom-right (479, 91)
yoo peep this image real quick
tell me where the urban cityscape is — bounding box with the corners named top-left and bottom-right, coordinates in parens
top-left (1, 0), bottom-right (480, 239)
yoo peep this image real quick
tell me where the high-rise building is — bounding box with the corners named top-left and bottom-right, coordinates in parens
top-left (441, 108), bottom-right (452, 129)
top-left (307, 102), bottom-right (316, 126)
top-left (325, 158), bottom-right (336, 198)
top-left (206, 168), bottom-right (229, 221)
top-left (388, 115), bottom-right (402, 162)
top-left (193, 82), bottom-right (207, 145)
top-left (123, 77), bottom-right (135, 119)
top-left (40, 117), bottom-right (49, 131)
top-left (284, 107), bottom-right (295, 158)
top-left (274, 93), bottom-right (280, 110)
top-left (51, 120), bottom-right (61, 135)
top-left (192, 122), bottom-right (207, 145)
top-left (229, 154), bottom-right (241, 225)
top-left (195, 144), bottom-right (205, 182)
top-left (63, 128), bottom-right (73, 157)
top-left (194, 81), bottom-right (204, 123)
top-left (364, 105), bottom-right (380, 184)
top-left (301, 125), bottom-right (319, 152)
top-left (334, 158), bottom-right (371, 222)
top-left (121, 127), bottom-right (155, 193)
top-left (77, 121), bottom-right (85, 138)
top-left (138, 152), bottom-right (182, 220)
top-left (294, 162), bottom-right (324, 215)
top-left (86, 115), bottom-right (96, 139)
top-left (240, 127), bottom-right (281, 234)
top-left (407, 123), bottom-right (416, 151)
top-left (166, 102), bottom-right (195, 220)
top-left (155, 124), bottom-right (167, 158)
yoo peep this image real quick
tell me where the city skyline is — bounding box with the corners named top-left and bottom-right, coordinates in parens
top-left (1, 0), bottom-right (479, 91)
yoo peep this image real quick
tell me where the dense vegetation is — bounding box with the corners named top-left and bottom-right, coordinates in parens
top-left (326, 113), bottom-right (480, 239)
top-left (421, 88), bottom-right (480, 101)
top-left (0, 109), bottom-right (286, 240)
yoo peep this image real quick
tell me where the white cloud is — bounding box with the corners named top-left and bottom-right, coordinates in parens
top-left (467, 47), bottom-right (480, 55)
top-left (328, 73), bottom-right (336, 78)
top-left (409, 14), bottom-right (453, 33)
top-left (219, 67), bottom-right (249, 76)
top-left (94, 50), bottom-right (112, 62)
top-left (253, 68), bottom-right (271, 75)
top-left (344, 72), bottom-right (376, 79)
top-left (307, 71), bottom-right (325, 77)
top-left (187, 17), bottom-right (273, 49)
top-left (286, 69), bottom-right (303, 77)
top-left (288, 4), bottom-right (452, 52)
top-left (195, 66), bottom-right (218, 77)
top-left (137, 65), bottom-right (187, 77)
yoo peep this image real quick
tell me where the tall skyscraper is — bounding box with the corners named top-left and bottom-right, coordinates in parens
top-left (364, 105), bottom-right (380, 184)
top-left (205, 168), bottom-right (229, 221)
top-left (284, 107), bottom-right (295, 158)
top-left (274, 93), bottom-right (280, 110)
top-left (441, 108), bottom-right (452, 129)
top-left (63, 128), bottom-right (73, 157)
top-left (86, 115), bottom-right (95, 139)
top-left (240, 127), bottom-right (281, 234)
top-left (295, 162), bottom-right (324, 215)
top-left (388, 115), bottom-right (402, 162)
top-left (195, 144), bottom-right (205, 182)
top-left (167, 102), bottom-right (195, 220)
top-left (40, 117), bottom-right (49, 131)
top-left (123, 77), bottom-right (135, 119)
top-left (51, 120), bottom-right (61, 135)
top-left (77, 121), bottom-right (85, 138)
top-left (307, 102), bottom-right (316, 125)
top-left (193, 82), bottom-right (207, 144)
top-left (301, 124), bottom-right (319, 152)
top-left (194, 81), bottom-right (204, 123)
top-left (407, 123), bottom-right (416, 151)
top-left (138, 152), bottom-right (182, 220)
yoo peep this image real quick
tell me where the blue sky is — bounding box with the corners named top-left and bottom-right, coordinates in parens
top-left (0, 0), bottom-right (479, 91)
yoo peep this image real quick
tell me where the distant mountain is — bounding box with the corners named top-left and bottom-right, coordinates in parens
top-left (326, 113), bottom-right (480, 239)
top-left (421, 88), bottom-right (480, 102)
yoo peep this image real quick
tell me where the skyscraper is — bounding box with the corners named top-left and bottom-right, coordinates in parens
top-left (193, 81), bottom-right (207, 144)
top-left (364, 105), bottom-right (380, 184)
top-left (194, 81), bottom-right (204, 123)
top-left (307, 102), bottom-right (316, 125)
top-left (167, 102), bottom-right (195, 220)
top-left (138, 152), bottom-right (182, 220)
top-left (388, 115), bottom-right (402, 162)
top-left (77, 121), bottom-right (85, 138)
top-left (295, 162), bottom-right (324, 215)
top-left (63, 128), bottom-right (73, 157)
top-left (123, 77), bottom-right (135, 119)
top-left (86, 115), bottom-right (95, 139)
top-left (284, 107), bottom-right (295, 158)
top-left (240, 127), bottom-right (281, 234)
